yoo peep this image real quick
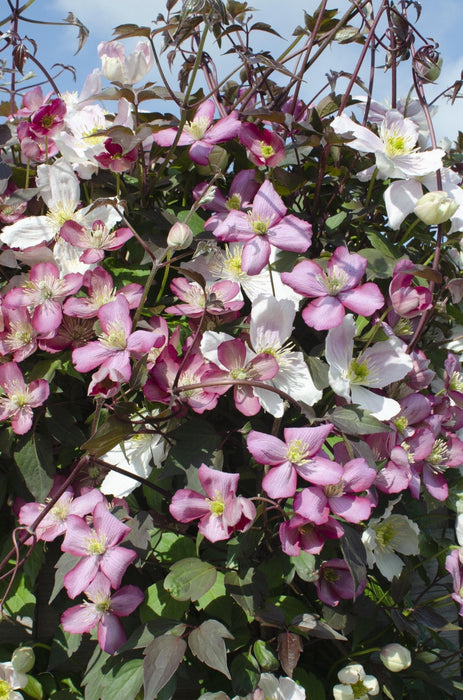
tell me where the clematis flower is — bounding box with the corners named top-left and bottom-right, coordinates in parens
top-left (325, 314), bottom-right (413, 420)
top-left (201, 336), bottom-right (279, 416)
top-left (98, 40), bottom-right (153, 85)
top-left (61, 501), bottom-right (137, 598)
top-left (0, 361), bottom-right (49, 434)
top-left (3, 262), bottom-right (83, 335)
top-left (169, 463), bottom-right (256, 542)
top-left (279, 508), bottom-right (344, 557)
top-left (63, 266), bottom-right (143, 319)
top-left (361, 501), bottom-right (420, 581)
top-left (213, 179), bottom-right (312, 275)
top-left (317, 558), bottom-right (366, 606)
top-left (248, 673), bottom-right (306, 700)
top-left (281, 247), bottom-right (384, 330)
top-left (165, 277), bottom-right (243, 318)
top-left (248, 295), bottom-right (322, 416)
top-left (30, 98), bottom-right (66, 137)
top-left (18, 487), bottom-right (103, 542)
top-left (0, 661), bottom-right (28, 700)
top-left (331, 111), bottom-right (444, 182)
top-left (0, 306), bottom-right (38, 361)
top-left (246, 424), bottom-right (341, 498)
top-left (153, 99), bottom-right (240, 165)
top-left (333, 663), bottom-right (379, 700)
top-left (0, 159), bottom-right (121, 250)
top-left (239, 122), bottom-right (285, 167)
top-left (94, 138), bottom-right (139, 173)
top-left (72, 294), bottom-right (163, 388)
top-left (60, 219), bottom-right (133, 264)
top-left (99, 425), bottom-right (169, 498)
top-left (389, 259), bottom-right (432, 319)
top-left (61, 571), bottom-right (144, 654)
top-left (445, 549), bottom-right (463, 616)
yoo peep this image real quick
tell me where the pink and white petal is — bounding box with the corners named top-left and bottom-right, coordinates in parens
top-left (72, 341), bottom-right (118, 373)
top-left (293, 486), bottom-right (329, 524)
top-left (93, 502), bottom-right (131, 546)
top-left (100, 546), bottom-right (137, 589)
top-left (32, 300), bottom-right (62, 334)
top-left (61, 603), bottom-right (100, 634)
top-left (339, 283), bottom-right (384, 317)
top-left (241, 237), bottom-right (271, 275)
top-left (296, 455), bottom-right (343, 486)
top-left (61, 514), bottom-right (94, 555)
top-left (198, 512), bottom-right (231, 542)
top-left (329, 494), bottom-right (372, 523)
top-left (97, 614), bottom-right (126, 655)
top-left (262, 462), bottom-right (297, 498)
top-left (25, 379), bottom-right (50, 407)
top-left (268, 215), bottom-right (312, 252)
top-left (189, 140), bottom-right (214, 165)
top-left (329, 247), bottom-right (367, 286)
top-left (198, 463), bottom-right (239, 500)
top-left (170, 489), bottom-right (210, 522)
top-left (422, 465), bottom-right (448, 501)
top-left (37, 159), bottom-right (80, 210)
top-left (110, 585), bottom-right (145, 616)
top-left (325, 315), bottom-right (355, 376)
top-left (342, 458), bottom-right (377, 491)
top-left (247, 431), bottom-right (288, 465)
top-left (281, 260), bottom-right (327, 297)
top-left (64, 556), bottom-right (100, 598)
top-left (234, 384), bottom-right (260, 415)
top-left (279, 520), bottom-right (302, 557)
top-left (204, 112), bottom-right (241, 143)
top-left (98, 295), bottom-right (132, 337)
top-left (302, 296), bottom-right (345, 330)
top-left (11, 406), bottom-right (34, 435)
top-left (71, 489), bottom-right (105, 517)
top-left (0, 362), bottom-right (26, 393)
top-left (154, 128), bottom-right (193, 147)
top-left (252, 180), bottom-right (286, 225)
top-left (284, 424), bottom-right (333, 458)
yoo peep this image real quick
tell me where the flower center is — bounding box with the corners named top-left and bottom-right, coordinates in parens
top-left (260, 142), bottom-right (275, 159)
top-left (11, 392), bottom-right (28, 408)
top-left (373, 520), bottom-right (397, 549)
top-left (230, 367), bottom-right (248, 381)
top-left (348, 358), bottom-right (369, 384)
top-left (86, 533), bottom-right (108, 555)
top-left (226, 193), bottom-right (242, 210)
top-left (323, 567), bottom-right (340, 583)
top-left (185, 116), bottom-right (210, 141)
top-left (351, 680), bottom-right (370, 699)
top-left (51, 499), bottom-right (71, 521)
top-left (393, 415), bottom-right (409, 433)
top-left (427, 438), bottom-right (449, 470)
top-left (249, 214), bottom-right (271, 235)
top-left (383, 127), bottom-right (415, 157)
top-left (325, 267), bottom-right (349, 295)
top-left (324, 480), bottom-right (345, 498)
top-left (100, 321), bottom-right (127, 350)
top-left (449, 371), bottom-right (463, 393)
top-left (286, 439), bottom-right (308, 466)
top-left (0, 679), bottom-right (12, 700)
top-left (207, 492), bottom-right (225, 516)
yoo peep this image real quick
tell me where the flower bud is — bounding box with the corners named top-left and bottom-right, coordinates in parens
top-left (414, 46), bottom-right (442, 83)
top-left (380, 643), bottom-right (412, 672)
top-left (11, 646), bottom-right (35, 673)
top-left (253, 640), bottom-right (279, 671)
top-left (167, 222), bottom-right (193, 250)
top-left (414, 190), bottom-right (459, 225)
top-left (196, 145), bottom-right (229, 175)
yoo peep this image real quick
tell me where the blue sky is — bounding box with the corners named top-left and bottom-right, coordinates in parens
top-left (11, 0), bottom-right (463, 140)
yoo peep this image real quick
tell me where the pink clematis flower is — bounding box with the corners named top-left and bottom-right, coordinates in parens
top-left (202, 337), bottom-right (279, 416)
top-left (60, 219), bottom-right (133, 264)
top-left (169, 463), bottom-right (256, 542)
top-left (246, 424), bottom-right (341, 498)
top-left (94, 138), bottom-right (139, 173)
top-left (30, 98), bottom-right (66, 137)
top-left (61, 571), bottom-right (144, 654)
top-left (281, 247), bottom-right (384, 330)
top-left (0, 306), bottom-right (38, 361)
top-left (445, 549), bottom-right (463, 616)
top-left (63, 266), bottom-right (143, 319)
top-left (61, 501), bottom-right (137, 598)
top-left (239, 122), bottom-right (285, 167)
top-left (98, 40), bottom-right (153, 85)
top-left (280, 507), bottom-right (344, 557)
top-left (72, 294), bottom-right (163, 387)
top-left (19, 486), bottom-right (104, 542)
top-left (0, 361), bottom-right (49, 434)
top-left (153, 100), bottom-right (241, 165)
top-left (317, 558), bottom-right (366, 606)
top-left (4, 262), bottom-right (83, 335)
top-left (165, 277), bottom-right (243, 318)
top-left (213, 179), bottom-right (312, 275)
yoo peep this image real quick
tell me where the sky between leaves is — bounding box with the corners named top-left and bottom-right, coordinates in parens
top-left (8, 0), bottom-right (463, 140)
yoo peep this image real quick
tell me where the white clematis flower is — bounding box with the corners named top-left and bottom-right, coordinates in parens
top-left (0, 159), bottom-right (121, 250)
top-left (333, 663), bottom-right (379, 700)
top-left (331, 111), bottom-right (444, 182)
top-left (325, 315), bottom-right (413, 420)
top-left (361, 500), bottom-right (420, 581)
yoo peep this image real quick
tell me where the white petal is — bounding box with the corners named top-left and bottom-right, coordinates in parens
top-left (350, 385), bottom-right (401, 420)
top-left (0, 216), bottom-right (55, 249)
top-left (384, 180), bottom-right (423, 229)
top-left (37, 158), bottom-right (80, 210)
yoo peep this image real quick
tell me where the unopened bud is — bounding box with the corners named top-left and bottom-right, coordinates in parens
top-left (11, 646), bottom-right (35, 673)
top-left (414, 46), bottom-right (442, 83)
top-left (167, 222), bottom-right (193, 250)
top-left (196, 145), bottom-right (229, 175)
top-left (414, 190), bottom-right (459, 225)
top-left (380, 643), bottom-right (412, 672)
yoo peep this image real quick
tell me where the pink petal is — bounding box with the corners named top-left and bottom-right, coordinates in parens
top-left (100, 546), bottom-right (137, 589)
top-left (110, 585), bottom-right (145, 616)
top-left (198, 463), bottom-right (239, 500)
top-left (262, 462), bottom-right (297, 498)
top-left (169, 489), bottom-right (209, 522)
top-left (247, 431), bottom-right (288, 466)
top-left (61, 603), bottom-right (99, 634)
top-left (93, 502), bottom-right (131, 547)
top-left (64, 555), bottom-right (100, 598)
top-left (98, 614), bottom-right (126, 654)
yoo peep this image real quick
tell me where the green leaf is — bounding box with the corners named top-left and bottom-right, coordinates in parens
top-left (50, 553), bottom-right (77, 603)
top-left (253, 640), bottom-right (279, 672)
top-left (143, 634), bottom-right (187, 699)
top-left (81, 415), bottom-right (133, 457)
top-left (195, 571), bottom-right (226, 610)
top-left (340, 524), bottom-right (367, 600)
top-left (230, 652), bottom-right (260, 696)
top-left (164, 558), bottom-right (217, 601)
top-left (224, 569), bottom-right (261, 619)
top-left (188, 619), bottom-right (233, 678)
top-left (141, 581), bottom-right (190, 622)
top-left (290, 551), bottom-right (317, 582)
top-left (150, 529), bottom-right (196, 565)
top-left (14, 434), bottom-right (54, 501)
top-left (365, 228), bottom-right (402, 259)
top-left (359, 248), bottom-right (399, 280)
top-left (2, 572), bottom-right (35, 619)
top-left (328, 406), bottom-right (393, 435)
top-left (101, 659), bottom-right (143, 700)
